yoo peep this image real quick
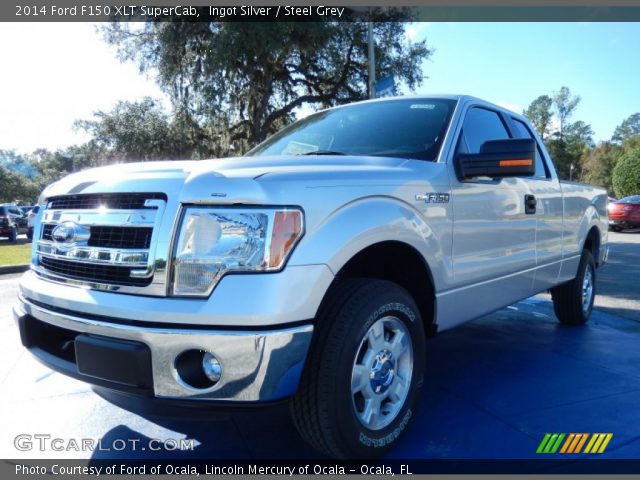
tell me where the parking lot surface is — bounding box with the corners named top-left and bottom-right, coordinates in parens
top-left (1, 231), bottom-right (639, 460)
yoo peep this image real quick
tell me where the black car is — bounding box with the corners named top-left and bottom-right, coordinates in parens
top-left (0, 204), bottom-right (28, 242)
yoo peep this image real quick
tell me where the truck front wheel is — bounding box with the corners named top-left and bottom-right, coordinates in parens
top-left (551, 249), bottom-right (596, 325)
top-left (291, 279), bottom-right (426, 458)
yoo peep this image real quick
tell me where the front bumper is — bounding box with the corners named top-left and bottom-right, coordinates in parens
top-left (14, 295), bottom-right (313, 402)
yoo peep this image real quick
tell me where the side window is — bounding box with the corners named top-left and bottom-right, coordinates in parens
top-left (511, 118), bottom-right (549, 178)
top-left (460, 107), bottom-right (510, 153)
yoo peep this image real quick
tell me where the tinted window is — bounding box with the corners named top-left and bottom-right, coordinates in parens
top-left (460, 108), bottom-right (510, 153)
top-left (619, 196), bottom-right (640, 203)
top-left (248, 99), bottom-right (456, 161)
top-left (511, 118), bottom-right (549, 178)
top-left (0, 206), bottom-right (6, 215)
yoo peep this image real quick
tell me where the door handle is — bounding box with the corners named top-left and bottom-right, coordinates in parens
top-left (525, 194), bottom-right (537, 214)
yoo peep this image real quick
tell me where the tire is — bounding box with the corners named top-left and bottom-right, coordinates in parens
top-left (608, 225), bottom-right (622, 232)
top-left (290, 278), bottom-right (426, 458)
top-left (551, 249), bottom-right (596, 325)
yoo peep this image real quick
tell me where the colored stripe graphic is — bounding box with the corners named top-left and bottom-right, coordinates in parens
top-left (550, 433), bottom-right (565, 453)
top-left (538, 433), bottom-right (612, 454)
top-left (560, 434), bottom-right (576, 453)
top-left (598, 433), bottom-right (613, 453)
top-left (567, 433), bottom-right (584, 453)
top-left (575, 433), bottom-right (589, 453)
top-left (536, 433), bottom-right (552, 454)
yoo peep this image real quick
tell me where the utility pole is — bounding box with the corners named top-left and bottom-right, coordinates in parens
top-left (368, 16), bottom-right (375, 99)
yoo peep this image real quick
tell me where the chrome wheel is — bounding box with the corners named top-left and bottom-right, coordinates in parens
top-left (582, 267), bottom-right (594, 313)
top-left (351, 316), bottom-right (413, 431)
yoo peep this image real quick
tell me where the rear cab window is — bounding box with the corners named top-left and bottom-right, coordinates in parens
top-left (510, 118), bottom-right (550, 179)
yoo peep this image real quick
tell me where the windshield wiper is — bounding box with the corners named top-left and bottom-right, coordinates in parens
top-left (298, 150), bottom-right (347, 156)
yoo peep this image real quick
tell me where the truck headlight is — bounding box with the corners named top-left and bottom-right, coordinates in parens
top-left (171, 207), bottom-right (304, 296)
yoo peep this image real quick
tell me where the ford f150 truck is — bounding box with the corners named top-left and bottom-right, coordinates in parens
top-left (14, 95), bottom-right (608, 458)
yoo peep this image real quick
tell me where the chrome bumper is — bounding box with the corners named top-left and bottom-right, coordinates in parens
top-left (14, 295), bottom-right (313, 402)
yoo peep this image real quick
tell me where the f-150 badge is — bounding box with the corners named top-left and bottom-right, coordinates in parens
top-left (416, 193), bottom-right (450, 203)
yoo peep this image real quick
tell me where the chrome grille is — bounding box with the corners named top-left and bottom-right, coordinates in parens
top-left (87, 226), bottom-right (153, 249)
top-left (40, 257), bottom-right (152, 287)
top-left (34, 193), bottom-right (167, 294)
top-left (48, 193), bottom-right (166, 210)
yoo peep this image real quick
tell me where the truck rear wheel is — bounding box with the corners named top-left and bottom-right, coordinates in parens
top-left (290, 279), bottom-right (426, 458)
top-left (551, 249), bottom-right (596, 325)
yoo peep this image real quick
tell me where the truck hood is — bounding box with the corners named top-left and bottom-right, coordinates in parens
top-left (41, 155), bottom-right (411, 204)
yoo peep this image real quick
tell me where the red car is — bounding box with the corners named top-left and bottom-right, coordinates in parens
top-left (609, 195), bottom-right (640, 231)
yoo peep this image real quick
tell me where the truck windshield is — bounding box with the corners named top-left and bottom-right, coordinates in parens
top-left (247, 98), bottom-right (456, 161)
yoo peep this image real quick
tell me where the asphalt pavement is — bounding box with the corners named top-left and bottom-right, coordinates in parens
top-left (1, 231), bottom-right (639, 462)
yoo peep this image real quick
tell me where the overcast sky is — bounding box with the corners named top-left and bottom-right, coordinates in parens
top-left (1, 22), bottom-right (639, 154)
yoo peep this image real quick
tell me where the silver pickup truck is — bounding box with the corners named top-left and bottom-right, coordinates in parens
top-left (14, 95), bottom-right (608, 458)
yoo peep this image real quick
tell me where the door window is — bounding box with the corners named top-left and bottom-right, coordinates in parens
top-left (460, 107), bottom-right (510, 153)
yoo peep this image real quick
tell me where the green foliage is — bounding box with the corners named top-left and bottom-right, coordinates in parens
top-left (73, 98), bottom-right (188, 161)
top-left (612, 148), bottom-right (640, 198)
top-left (580, 142), bottom-right (621, 193)
top-left (612, 113), bottom-right (640, 144)
top-left (0, 150), bottom-right (40, 203)
top-left (102, 13), bottom-right (432, 155)
top-left (526, 87), bottom-right (593, 180)
top-left (523, 95), bottom-right (553, 140)
top-left (552, 86), bottom-right (580, 142)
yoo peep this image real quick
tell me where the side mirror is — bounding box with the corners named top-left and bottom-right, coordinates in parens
top-left (456, 138), bottom-right (536, 180)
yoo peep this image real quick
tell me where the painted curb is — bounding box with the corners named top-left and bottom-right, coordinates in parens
top-left (0, 264), bottom-right (29, 275)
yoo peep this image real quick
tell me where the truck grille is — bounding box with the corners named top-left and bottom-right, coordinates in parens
top-left (48, 193), bottom-right (166, 210)
top-left (35, 193), bottom-right (166, 293)
top-left (42, 225), bottom-right (153, 249)
top-left (39, 257), bottom-right (152, 287)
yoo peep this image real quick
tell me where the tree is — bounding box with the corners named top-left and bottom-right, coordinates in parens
top-left (553, 86), bottom-right (580, 142)
top-left (538, 87), bottom-right (592, 180)
top-left (73, 98), bottom-right (186, 161)
top-left (102, 13), bottom-right (432, 156)
top-left (580, 142), bottom-right (621, 193)
top-left (0, 164), bottom-right (40, 204)
top-left (612, 147), bottom-right (640, 198)
top-left (523, 95), bottom-right (553, 140)
top-left (612, 113), bottom-right (640, 144)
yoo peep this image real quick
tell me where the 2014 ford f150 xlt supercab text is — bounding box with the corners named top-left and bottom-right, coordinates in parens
top-left (14, 95), bottom-right (609, 458)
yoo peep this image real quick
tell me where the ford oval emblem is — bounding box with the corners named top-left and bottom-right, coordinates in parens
top-left (51, 222), bottom-right (77, 243)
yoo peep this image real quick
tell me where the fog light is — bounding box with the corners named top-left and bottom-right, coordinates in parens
top-left (202, 352), bottom-right (222, 383)
top-left (174, 349), bottom-right (223, 390)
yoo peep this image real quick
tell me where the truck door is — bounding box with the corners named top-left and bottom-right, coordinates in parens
top-left (509, 116), bottom-right (564, 292)
top-left (441, 105), bottom-right (537, 326)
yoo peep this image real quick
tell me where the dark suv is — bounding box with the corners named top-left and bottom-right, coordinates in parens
top-left (0, 204), bottom-right (28, 242)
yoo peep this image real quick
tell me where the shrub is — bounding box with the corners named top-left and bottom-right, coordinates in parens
top-left (612, 148), bottom-right (640, 198)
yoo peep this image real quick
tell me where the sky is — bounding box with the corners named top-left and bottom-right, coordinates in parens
top-left (1, 22), bottom-right (639, 154)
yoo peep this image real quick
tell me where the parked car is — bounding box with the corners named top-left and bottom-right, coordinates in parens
top-left (15, 95), bottom-right (609, 458)
top-left (608, 195), bottom-right (640, 231)
top-left (26, 205), bottom-right (40, 240)
top-left (19, 205), bottom-right (34, 215)
top-left (0, 204), bottom-right (28, 242)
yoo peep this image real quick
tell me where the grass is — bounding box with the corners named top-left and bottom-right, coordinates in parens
top-left (0, 241), bottom-right (31, 266)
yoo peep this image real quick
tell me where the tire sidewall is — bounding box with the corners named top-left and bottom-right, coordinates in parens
top-left (575, 251), bottom-right (596, 322)
top-left (329, 291), bottom-right (426, 458)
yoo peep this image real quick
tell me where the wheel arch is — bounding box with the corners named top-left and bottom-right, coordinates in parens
top-left (324, 240), bottom-right (437, 336)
